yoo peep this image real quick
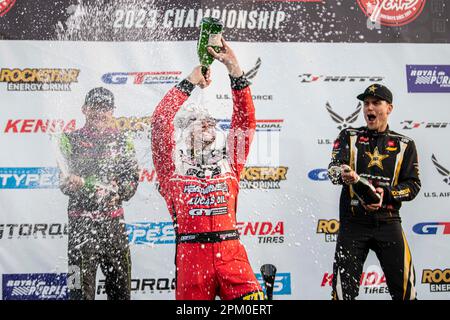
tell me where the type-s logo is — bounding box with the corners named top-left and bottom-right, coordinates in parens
top-left (326, 102), bottom-right (362, 130)
top-left (256, 273), bottom-right (291, 296)
top-left (413, 222), bottom-right (450, 235)
top-left (308, 169), bottom-right (329, 181)
top-left (0, 0), bottom-right (16, 17)
top-left (357, 0), bottom-right (426, 27)
top-left (127, 222), bottom-right (175, 245)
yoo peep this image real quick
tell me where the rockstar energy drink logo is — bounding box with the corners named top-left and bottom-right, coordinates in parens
top-left (422, 269), bottom-right (450, 292)
top-left (316, 219), bottom-right (340, 242)
top-left (0, 68), bottom-right (80, 91)
top-left (110, 116), bottom-right (152, 133)
top-left (239, 166), bottom-right (288, 189)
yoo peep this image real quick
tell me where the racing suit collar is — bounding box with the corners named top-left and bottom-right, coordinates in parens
top-left (366, 124), bottom-right (390, 137)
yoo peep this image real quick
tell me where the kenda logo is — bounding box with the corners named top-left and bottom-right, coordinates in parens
top-left (127, 222), bottom-right (175, 245)
top-left (4, 119), bottom-right (76, 133)
top-left (101, 71), bottom-right (181, 85)
top-left (218, 119), bottom-right (283, 132)
top-left (237, 221), bottom-right (285, 244)
top-left (308, 168), bottom-right (329, 181)
top-left (413, 222), bottom-right (450, 235)
top-left (256, 273), bottom-right (291, 295)
top-left (0, 167), bottom-right (59, 189)
top-left (2, 273), bottom-right (67, 300)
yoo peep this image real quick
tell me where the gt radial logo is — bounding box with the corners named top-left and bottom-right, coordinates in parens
top-left (308, 168), bottom-right (329, 181)
top-left (357, 0), bottom-right (426, 27)
top-left (101, 71), bottom-right (181, 85)
top-left (413, 222), bottom-right (450, 235)
top-left (0, 0), bottom-right (16, 17)
top-left (218, 119), bottom-right (283, 132)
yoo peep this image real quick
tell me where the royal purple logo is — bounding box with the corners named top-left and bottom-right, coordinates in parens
top-left (2, 273), bottom-right (67, 300)
top-left (406, 65), bottom-right (450, 93)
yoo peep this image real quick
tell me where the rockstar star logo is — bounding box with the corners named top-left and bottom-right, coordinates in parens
top-left (368, 85), bottom-right (377, 93)
top-left (366, 147), bottom-right (389, 170)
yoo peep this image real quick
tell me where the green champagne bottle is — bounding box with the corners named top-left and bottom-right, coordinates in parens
top-left (83, 175), bottom-right (98, 193)
top-left (197, 17), bottom-right (224, 75)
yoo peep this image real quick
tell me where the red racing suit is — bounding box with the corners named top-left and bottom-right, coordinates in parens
top-left (151, 76), bottom-right (263, 300)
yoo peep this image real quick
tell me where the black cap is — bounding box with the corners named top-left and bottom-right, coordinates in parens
top-left (84, 87), bottom-right (115, 110)
top-left (357, 84), bottom-right (393, 104)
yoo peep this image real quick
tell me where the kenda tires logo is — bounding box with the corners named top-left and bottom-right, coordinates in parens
top-left (4, 119), bottom-right (76, 134)
top-left (0, 0), bottom-right (16, 17)
top-left (357, 0), bottom-right (426, 27)
top-left (237, 221), bottom-right (285, 244)
top-left (2, 273), bottom-right (67, 300)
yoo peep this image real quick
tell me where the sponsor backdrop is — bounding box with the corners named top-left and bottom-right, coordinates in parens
top-left (0, 0), bottom-right (449, 300)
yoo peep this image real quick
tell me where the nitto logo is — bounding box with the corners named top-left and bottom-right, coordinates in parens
top-left (4, 119), bottom-right (76, 133)
top-left (308, 169), bottom-right (329, 181)
top-left (326, 102), bottom-right (362, 130)
top-left (101, 71), bottom-right (181, 85)
top-left (413, 222), bottom-right (450, 235)
top-left (2, 274), bottom-right (67, 300)
top-left (127, 222), bottom-right (175, 245)
top-left (299, 74), bottom-right (384, 83)
top-left (406, 65), bottom-right (450, 93)
top-left (0, 167), bottom-right (59, 189)
top-left (0, 0), bottom-right (16, 17)
top-left (139, 168), bottom-right (157, 183)
top-left (0, 68), bottom-right (80, 91)
top-left (97, 278), bottom-right (176, 295)
top-left (256, 273), bottom-right (291, 295)
top-left (400, 121), bottom-right (450, 130)
top-left (239, 166), bottom-right (288, 189)
top-left (237, 221), bottom-right (285, 244)
top-left (357, 0), bottom-right (426, 27)
top-left (316, 219), bottom-right (340, 242)
top-left (0, 223), bottom-right (68, 239)
top-left (422, 269), bottom-right (450, 292)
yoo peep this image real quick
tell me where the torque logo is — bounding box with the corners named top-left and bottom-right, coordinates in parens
top-left (101, 71), bottom-right (181, 85)
top-left (357, 0), bottom-right (426, 27)
top-left (240, 166), bottom-right (288, 189)
top-left (2, 273), bottom-right (67, 300)
top-left (0, 223), bottom-right (68, 239)
top-left (237, 221), bottom-right (285, 244)
top-left (413, 222), bottom-right (450, 235)
top-left (422, 269), bottom-right (450, 292)
top-left (0, 0), bottom-right (16, 17)
top-left (97, 278), bottom-right (176, 295)
top-left (0, 68), bottom-right (80, 91)
top-left (316, 219), bottom-right (340, 242)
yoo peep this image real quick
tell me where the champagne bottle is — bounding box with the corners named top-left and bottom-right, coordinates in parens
top-left (197, 17), bottom-right (224, 75)
top-left (352, 176), bottom-right (381, 205)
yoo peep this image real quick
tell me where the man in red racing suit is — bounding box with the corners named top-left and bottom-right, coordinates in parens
top-left (151, 39), bottom-right (264, 300)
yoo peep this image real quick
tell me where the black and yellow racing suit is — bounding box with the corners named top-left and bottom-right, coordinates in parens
top-left (59, 126), bottom-right (139, 300)
top-left (328, 125), bottom-right (421, 300)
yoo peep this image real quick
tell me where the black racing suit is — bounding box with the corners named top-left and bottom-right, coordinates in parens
top-left (328, 125), bottom-right (421, 300)
top-left (59, 126), bottom-right (139, 300)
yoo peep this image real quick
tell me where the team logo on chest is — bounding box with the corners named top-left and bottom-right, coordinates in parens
top-left (366, 147), bottom-right (389, 170)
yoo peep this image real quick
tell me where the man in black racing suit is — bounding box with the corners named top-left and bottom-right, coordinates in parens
top-left (59, 87), bottom-right (139, 300)
top-left (328, 84), bottom-right (421, 300)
